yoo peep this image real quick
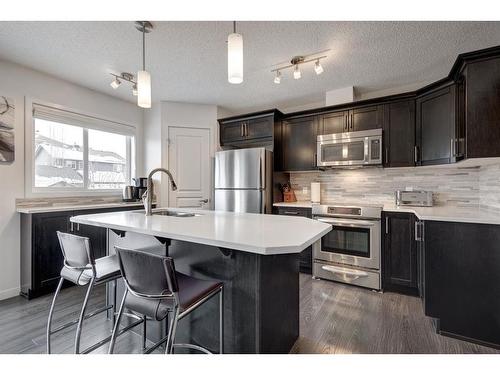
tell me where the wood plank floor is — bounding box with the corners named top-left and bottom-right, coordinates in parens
top-left (0, 274), bottom-right (498, 354)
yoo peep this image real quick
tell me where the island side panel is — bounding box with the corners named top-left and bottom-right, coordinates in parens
top-left (168, 240), bottom-right (300, 354)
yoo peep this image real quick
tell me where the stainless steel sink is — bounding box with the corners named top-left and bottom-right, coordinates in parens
top-left (136, 209), bottom-right (202, 217)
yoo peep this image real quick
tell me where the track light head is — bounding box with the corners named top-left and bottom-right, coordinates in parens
top-left (110, 77), bottom-right (121, 89)
top-left (314, 60), bottom-right (324, 75)
top-left (293, 65), bottom-right (301, 80)
top-left (274, 71), bottom-right (281, 84)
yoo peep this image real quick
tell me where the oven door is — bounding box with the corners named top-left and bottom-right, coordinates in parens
top-left (313, 217), bottom-right (380, 270)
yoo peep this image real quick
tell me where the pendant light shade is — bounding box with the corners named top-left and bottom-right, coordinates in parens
top-left (228, 22), bottom-right (243, 84)
top-left (137, 70), bottom-right (151, 108)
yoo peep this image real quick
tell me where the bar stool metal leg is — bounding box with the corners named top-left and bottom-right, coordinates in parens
top-left (74, 278), bottom-right (95, 354)
top-left (112, 279), bottom-right (118, 327)
top-left (165, 306), bottom-right (180, 354)
top-left (108, 289), bottom-right (127, 354)
top-left (142, 315), bottom-right (147, 350)
top-left (219, 287), bottom-right (224, 354)
top-left (46, 277), bottom-right (64, 354)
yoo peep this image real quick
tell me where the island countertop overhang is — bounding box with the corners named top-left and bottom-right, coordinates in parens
top-left (70, 208), bottom-right (332, 255)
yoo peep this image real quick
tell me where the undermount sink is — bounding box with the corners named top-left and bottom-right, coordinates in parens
top-left (154, 210), bottom-right (201, 217)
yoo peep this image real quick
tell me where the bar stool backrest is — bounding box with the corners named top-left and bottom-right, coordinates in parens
top-left (115, 247), bottom-right (179, 301)
top-left (57, 231), bottom-right (94, 270)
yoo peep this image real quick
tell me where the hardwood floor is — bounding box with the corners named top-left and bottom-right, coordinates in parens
top-left (0, 274), bottom-right (497, 354)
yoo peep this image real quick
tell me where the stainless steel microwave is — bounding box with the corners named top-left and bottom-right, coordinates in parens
top-left (317, 128), bottom-right (383, 167)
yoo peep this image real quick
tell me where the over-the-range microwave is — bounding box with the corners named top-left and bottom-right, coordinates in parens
top-left (317, 128), bottom-right (382, 167)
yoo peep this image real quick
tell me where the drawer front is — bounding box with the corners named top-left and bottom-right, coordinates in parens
top-left (313, 260), bottom-right (381, 289)
top-left (277, 207), bottom-right (312, 218)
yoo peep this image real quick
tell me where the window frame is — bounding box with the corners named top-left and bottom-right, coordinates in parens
top-left (26, 99), bottom-right (137, 197)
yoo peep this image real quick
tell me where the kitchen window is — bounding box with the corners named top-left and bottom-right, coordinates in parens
top-left (32, 104), bottom-right (135, 192)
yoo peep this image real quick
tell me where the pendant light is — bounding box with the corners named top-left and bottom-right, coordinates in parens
top-left (135, 21), bottom-right (153, 108)
top-left (227, 21), bottom-right (243, 84)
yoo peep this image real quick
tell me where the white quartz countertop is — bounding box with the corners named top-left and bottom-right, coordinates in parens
top-left (273, 201), bottom-right (500, 225)
top-left (382, 204), bottom-right (500, 225)
top-left (16, 201), bottom-right (145, 214)
top-left (71, 208), bottom-right (332, 255)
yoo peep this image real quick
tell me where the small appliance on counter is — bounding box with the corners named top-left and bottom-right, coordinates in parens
top-left (395, 190), bottom-right (433, 207)
top-left (122, 185), bottom-right (138, 202)
top-left (133, 177), bottom-right (148, 200)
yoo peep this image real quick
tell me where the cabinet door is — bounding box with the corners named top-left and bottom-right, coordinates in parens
top-left (350, 105), bottom-right (383, 132)
top-left (282, 116), bottom-right (318, 171)
top-left (32, 212), bottom-right (72, 292)
top-left (320, 111), bottom-right (348, 134)
top-left (220, 121), bottom-right (244, 145)
top-left (277, 207), bottom-right (312, 274)
top-left (245, 116), bottom-right (273, 140)
top-left (383, 100), bottom-right (416, 167)
top-left (424, 221), bottom-right (500, 346)
top-left (416, 85), bottom-right (456, 165)
top-left (382, 212), bottom-right (418, 295)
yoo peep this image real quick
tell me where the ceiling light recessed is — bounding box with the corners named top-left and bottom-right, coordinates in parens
top-left (274, 71), bottom-right (281, 84)
top-left (293, 65), bottom-right (301, 80)
top-left (314, 60), bottom-right (324, 75)
top-left (110, 77), bottom-right (121, 89)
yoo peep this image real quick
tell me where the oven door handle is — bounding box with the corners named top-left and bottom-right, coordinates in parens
top-left (316, 217), bottom-right (377, 227)
top-left (321, 265), bottom-right (369, 279)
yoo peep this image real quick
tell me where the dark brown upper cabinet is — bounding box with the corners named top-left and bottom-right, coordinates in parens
top-left (282, 116), bottom-right (319, 171)
top-left (319, 106), bottom-right (383, 134)
top-left (350, 105), bottom-right (384, 131)
top-left (416, 84), bottom-right (458, 166)
top-left (383, 100), bottom-right (416, 168)
top-left (319, 110), bottom-right (348, 134)
top-left (461, 56), bottom-right (500, 158)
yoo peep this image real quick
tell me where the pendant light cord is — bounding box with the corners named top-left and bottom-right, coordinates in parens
top-left (142, 25), bottom-right (146, 71)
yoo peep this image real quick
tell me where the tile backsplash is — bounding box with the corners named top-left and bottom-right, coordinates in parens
top-left (289, 163), bottom-right (500, 210)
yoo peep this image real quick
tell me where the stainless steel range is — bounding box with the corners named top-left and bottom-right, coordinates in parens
top-left (312, 203), bottom-right (382, 290)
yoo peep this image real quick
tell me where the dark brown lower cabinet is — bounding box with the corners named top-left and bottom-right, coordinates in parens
top-left (276, 206), bottom-right (312, 274)
top-left (423, 220), bottom-right (500, 348)
top-left (382, 212), bottom-right (419, 296)
top-left (20, 204), bottom-right (146, 299)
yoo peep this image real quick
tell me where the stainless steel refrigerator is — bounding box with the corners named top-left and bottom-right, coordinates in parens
top-left (214, 148), bottom-right (273, 214)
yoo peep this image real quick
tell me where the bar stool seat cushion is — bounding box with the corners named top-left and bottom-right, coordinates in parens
top-left (125, 272), bottom-right (223, 321)
top-left (60, 255), bottom-right (121, 286)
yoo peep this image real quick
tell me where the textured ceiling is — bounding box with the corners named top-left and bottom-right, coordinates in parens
top-left (0, 21), bottom-right (500, 112)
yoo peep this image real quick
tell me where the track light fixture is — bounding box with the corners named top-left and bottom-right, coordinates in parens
top-left (109, 72), bottom-right (136, 94)
top-left (314, 59), bottom-right (324, 75)
top-left (271, 51), bottom-right (328, 84)
top-left (274, 70), bottom-right (281, 84)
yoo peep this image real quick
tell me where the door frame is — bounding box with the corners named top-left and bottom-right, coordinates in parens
top-left (163, 125), bottom-right (215, 208)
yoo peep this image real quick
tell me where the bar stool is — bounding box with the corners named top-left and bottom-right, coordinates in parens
top-left (109, 247), bottom-right (224, 354)
top-left (47, 231), bottom-right (145, 354)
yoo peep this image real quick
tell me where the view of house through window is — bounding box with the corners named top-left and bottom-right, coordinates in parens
top-left (34, 116), bottom-right (134, 191)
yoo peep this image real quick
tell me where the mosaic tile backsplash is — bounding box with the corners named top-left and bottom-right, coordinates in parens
top-left (289, 163), bottom-right (500, 210)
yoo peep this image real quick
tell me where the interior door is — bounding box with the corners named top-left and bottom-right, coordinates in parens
top-left (168, 127), bottom-right (211, 209)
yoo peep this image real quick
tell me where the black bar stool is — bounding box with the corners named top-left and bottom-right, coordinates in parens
top-left (109, 246), bottom-right (224, 354)
top-left (47, 231), bottom-right (145, 354)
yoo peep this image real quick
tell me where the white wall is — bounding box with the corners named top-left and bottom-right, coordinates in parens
top-left (0, 59), bottom-right (142, 300)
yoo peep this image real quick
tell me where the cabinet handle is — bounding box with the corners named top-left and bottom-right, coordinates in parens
top-left (240, 124), bottom-right (244, 137)
top-left (312, 153), bottom-right (317, 167)
top-left (415, 222), bottom-right (421, 241)
top-left (76, 223), bottom-right (80, 232)
top-left (350, 113), bottom-right (354, 131)
top-left (283, 211), bottom-right (300, 215)
top-left (450, 138), bottom-right (455, 158)
top-left (344, 114), bottom-right (348, 131)
top-left (385, 217), bottom-right (389, 234)
top-left (246, 122), bottom-right (249, 137)
top-left (414, 146), bottom-right (418, 164)
top-left (385, 147), bottom-right (389, 164)
top-left (70, 221), bottom-right (74, 232)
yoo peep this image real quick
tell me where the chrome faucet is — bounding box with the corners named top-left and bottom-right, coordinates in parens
top-left (143, 168), bottom-right (178, 216)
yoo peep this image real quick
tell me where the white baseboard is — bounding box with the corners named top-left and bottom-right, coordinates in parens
top-left (0, 286), bottom-right (20, 301)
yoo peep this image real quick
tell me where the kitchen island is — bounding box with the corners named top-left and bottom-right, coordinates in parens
top-left (71, 208), bottom-right (331, 354)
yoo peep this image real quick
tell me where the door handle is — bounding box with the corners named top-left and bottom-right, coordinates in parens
top-left (199, 199), bottom-right (209, 204)
top-left (321, 265), bottom-right (368, 280)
